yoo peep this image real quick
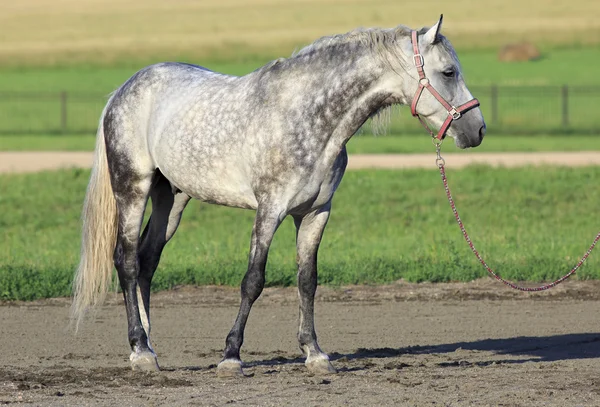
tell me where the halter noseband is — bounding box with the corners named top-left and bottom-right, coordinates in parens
top-left (410, 30), bottom-right (480, 140)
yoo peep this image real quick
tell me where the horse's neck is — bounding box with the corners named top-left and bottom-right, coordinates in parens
top-left (297, 52), bottom-right (392, 135)
top-left (320, 81), bottom-right (394, 166)
top-left (290, 54), bottom-right (398, 169)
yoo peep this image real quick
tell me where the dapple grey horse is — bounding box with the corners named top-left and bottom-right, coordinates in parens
top-left (72, 16), bottom-right (486, 376)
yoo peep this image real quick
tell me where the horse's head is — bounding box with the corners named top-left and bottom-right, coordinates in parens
top-left (396, 16), bottom-right (486, 149)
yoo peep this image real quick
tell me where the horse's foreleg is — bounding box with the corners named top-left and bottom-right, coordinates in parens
top-left (137, 175), bottom-right (191, 356)
top-left (293, 202), bottom-right (336, 374)
top-left (217, 206), bottom-right (283, 377)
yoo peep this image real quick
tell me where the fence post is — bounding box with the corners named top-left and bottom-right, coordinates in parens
top-left (60, 91), bottom-right (68, 133)
top-left (561, 85), bottom-right (569, 127)
top-left (491, 85), bottom-right (498, 125)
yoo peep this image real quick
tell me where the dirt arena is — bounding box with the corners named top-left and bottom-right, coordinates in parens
top-left (1, 281), bottom-right (600, 406)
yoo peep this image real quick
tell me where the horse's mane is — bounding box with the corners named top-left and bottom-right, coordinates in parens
top-left (290, 24), bottom-right (456, 70)
top-left (292, 25), bottom-right (413, 58)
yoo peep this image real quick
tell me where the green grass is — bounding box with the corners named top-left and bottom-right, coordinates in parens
top-left (2, 133), bottom-right (600, 154)
top-left (460, 47), bottom-right (600, 87)
top-left (2, 166), bottom-right (600, 301)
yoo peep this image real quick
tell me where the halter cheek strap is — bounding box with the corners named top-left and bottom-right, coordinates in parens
top-left (410, 30), bottom-right (480, 140)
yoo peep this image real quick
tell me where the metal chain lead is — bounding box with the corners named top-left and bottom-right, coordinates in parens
top-left (435, 147), bottom-right (600, 291)
top-left (434, 138), bottom-right (445, 167)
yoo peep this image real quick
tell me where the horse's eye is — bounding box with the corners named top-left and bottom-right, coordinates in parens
top-left (442, 70), bottom-right (455, 78)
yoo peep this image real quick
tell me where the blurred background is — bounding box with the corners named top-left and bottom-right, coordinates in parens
top-left (1, 0), bottom-right (599, 142)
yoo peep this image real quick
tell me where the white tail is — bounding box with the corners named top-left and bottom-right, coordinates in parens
top-left (71, 110), bottom-right (118, 328)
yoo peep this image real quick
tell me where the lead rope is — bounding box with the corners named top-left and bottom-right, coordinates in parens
top-left (435, 142), bottom-right (600, 291)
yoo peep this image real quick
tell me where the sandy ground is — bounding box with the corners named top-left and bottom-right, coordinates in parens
top-left (3, 151), bottom-right (600, 173)
top-left (2, 281), bottom-right (600, 406)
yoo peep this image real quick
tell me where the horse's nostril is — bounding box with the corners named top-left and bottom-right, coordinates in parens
top-left (479, 125), bottom-right (486, 141)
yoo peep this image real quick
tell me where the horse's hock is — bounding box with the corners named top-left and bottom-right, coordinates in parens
top-left (498, 42), bottom-right (541, 62)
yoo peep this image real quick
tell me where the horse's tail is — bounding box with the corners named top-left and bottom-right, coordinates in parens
top-left (71, 102), bottom-right (118, 329)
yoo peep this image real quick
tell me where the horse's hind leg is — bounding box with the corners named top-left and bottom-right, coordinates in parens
top-left (110, 168), bottom-right (159, 371)
top-left (137, 173), bottom-right (191, 353)
top-left (293, 202), bottom-right (336, 374)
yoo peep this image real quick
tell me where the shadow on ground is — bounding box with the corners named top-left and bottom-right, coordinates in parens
top-left (247, 333), bottom-right (600, 368)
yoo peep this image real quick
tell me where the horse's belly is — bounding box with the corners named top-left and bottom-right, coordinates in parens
top-left (161, 165), bottom-right (258, 210)
top-left (189, 183), bottom-right (257, 209)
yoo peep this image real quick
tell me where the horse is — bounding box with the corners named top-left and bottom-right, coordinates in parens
top-left (71, 16), bottom-right (486, 376)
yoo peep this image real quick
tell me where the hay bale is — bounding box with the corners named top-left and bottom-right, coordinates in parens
top-left (498, 42), bottom-right (541, 62)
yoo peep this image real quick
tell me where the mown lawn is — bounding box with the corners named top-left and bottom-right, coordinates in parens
top-left (1, 166), bottom-right (599, 300)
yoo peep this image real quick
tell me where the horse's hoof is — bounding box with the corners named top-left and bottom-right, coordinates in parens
top-left (216, 359), bottom-right (244, 377)
top-left (306, 356), bottom-right (337, 375)
top-left (130, 351), bottom-right (160, 372)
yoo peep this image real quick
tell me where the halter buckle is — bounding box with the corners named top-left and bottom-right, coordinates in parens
top-left (413, 54), bottom-right (424, 68)
top-left (448, 107), bottom-right (461, 120)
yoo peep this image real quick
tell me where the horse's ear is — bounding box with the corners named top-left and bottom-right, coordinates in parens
top-left (423, 14), bottom-right (443, 45)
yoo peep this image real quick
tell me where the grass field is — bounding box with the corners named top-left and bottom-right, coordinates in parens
top-left (3, 134), bottom-right (600, 154)
top-left (2, 166), bottom-right (600, 301)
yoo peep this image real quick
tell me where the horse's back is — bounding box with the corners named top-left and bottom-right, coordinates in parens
top-left (103, 61), bottom-right (345, 213)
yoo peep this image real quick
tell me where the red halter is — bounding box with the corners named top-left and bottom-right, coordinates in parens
top-left (410, 30), bottom-right (480, 140)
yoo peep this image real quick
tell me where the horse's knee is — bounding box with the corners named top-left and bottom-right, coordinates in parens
top-left (241, 267), bottom-right (265, 303)
top-left (298, 267), bottom-right (317, 295)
